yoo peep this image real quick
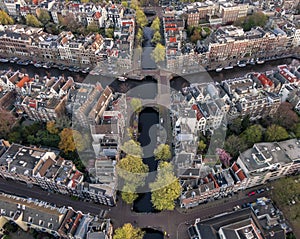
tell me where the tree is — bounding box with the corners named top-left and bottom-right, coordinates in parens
top-left (136, 9), bottom-right (148, 27)
top-left (154, 144), bottom-right (171, 161)
top-left (151, 43), bottom-right (165, 63)
top-left (293, 123), bottom-right (300, 138)
top-left (136, 27), bottom-right (143, 44)
top-left (105, 28), bottom-right (114, 38)
top-left (121, 184), bottom-right (138, 204)
top-left (151, 31), bottom-right (161, 44)
top-left (121, 139), bottom-right (143, 157)
top-left (46, 121), bottom-right (59, 134)
top-left (272, 102), bottom-right (299, 130)
top-left (190, 28), bottom-right (201, 43)
top-left (113, 223), bottom-right (144, 239)
top-left (0, 10), bottom-right (14, 25)
top-left (86, 22), bottom-right (99, 33)
top-left (216, 148), bottom-right (232, 167)
top-left (36, 9), bottom-right (51, 25)
top-left (150, 162), bottom-right (181, 211)
top-left (59, 128), bottom-right (85, 153)
top-left (224, 135), bottom-right (247, 159)
top-left (0, 109), bottom-right (17, 139)
top-left (234, 12), bottom-right (268, 31)
top-left (26, 14), bottom-right (42, 27)
top-left (240, 124), bottom-right (263, 147)
top-left (130, 98), bottom-right (142, 113)
top-left (121, 1), bottom-right (128, 8)
top-left (150, 17), bottom-right (160, 32)
top-left (265, 124), bottom-right (289, 142)
top-left (117, 154), bottom-right (148, 189)
top-left (198, 140), bottom-right (207, 154)
top-left (228, 117), bottom-right (243, 135)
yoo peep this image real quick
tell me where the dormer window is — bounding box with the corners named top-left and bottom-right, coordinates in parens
top-left (39, 220), bottom-right (44, 226)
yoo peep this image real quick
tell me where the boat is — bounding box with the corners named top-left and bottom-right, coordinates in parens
top-left (17, 60), bottom-right (29, 65)
top-left (224, 65), bottom-right (233, 70)
top-left (0, 58), bottom-right (9, 63)
top-left (34, 62), bottom-right (42, 68)
top-left (249, 58), bottom-right (256, 65)
top-left (215, 67), bottom-right (223, 72)
top-left (117, 76), bottom-right (127, 82)
top-left (9, 57), bottom-right (19, 63)
top-left (237, 60), bottom-right (247, 67)
top-left (256, 58), bottom-right (265, 64)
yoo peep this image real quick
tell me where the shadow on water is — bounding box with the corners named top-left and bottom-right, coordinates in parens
top-left (142, 27), bottom-right (156, 70)
top-left (143, 228), bottom-right (164, 239)
top-left (133, 108), bottom-right (159, 213)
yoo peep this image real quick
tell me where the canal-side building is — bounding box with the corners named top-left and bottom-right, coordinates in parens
top-left (0, 192), bottom-right (113, 239)
top-left (0, 142), bottom-right (117, 206)
top-left (188, 198), bottom-right (289, 239)
top-left (237, 139), bottom-right (300, 188)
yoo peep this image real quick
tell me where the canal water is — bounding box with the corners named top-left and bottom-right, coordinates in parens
top-left (143, 228), bottom-right (164, 239)
top-left (133, 107), bottom-right (159, 213)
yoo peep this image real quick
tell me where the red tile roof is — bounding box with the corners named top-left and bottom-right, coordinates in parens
top-left (16, 76), bottom-right (31, 88)
top-left (232, 162), bottom-right (239, 172)
top-left (237, 170), bottom-right (246, 181)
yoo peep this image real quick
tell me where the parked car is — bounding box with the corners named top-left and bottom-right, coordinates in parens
top-left (256, 188), bottom-right (265, 194)
top-left (248, 191), bottom-right (256, 196)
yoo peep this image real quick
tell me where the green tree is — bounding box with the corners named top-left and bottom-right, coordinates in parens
top-left (151, 31), bottom-right (161, 44)
top-left (228, 117), bottom-right (243, 135)
top-left (136, 27), bottom-right (143, 44)
top-left (117, 154), bottom-right (149, 188)
top-left (130, 98), bottom-right (142, 113)
top-left (293, 123), bottom-right (300, 138)
top-left (154, 144), bottom-right (171, 161)
top-left (59, 128), bottom-right (85, 153)
top-left (26, 14), bottom-right (42, 27)
top-left (121, 184), bottom-right (138, 204)
top-left (121, 1), bottom-right (128, 7)
top-left (136, 9), bottom-right (148, 27)
top-left (151, 43), bottom-right (165, 63)
top-left (198, 140), bottom-right (207, 154)
top-left (87, 22), bottom-right (99, 33)
top-left (150, 162), bottom-right (181, 211)
top-left (105, 28), bottom-right (114, 38)
top-left (36, 9), bottom-right (51, 25)
top-left (0, 10), bottom-right (14, 25)
top-left (113, 223), bottom-right (144, 239)
top-left (265, 124), bottom-right (289, 142)
top-left (234, 12), bottom-right (268, 31)
top-left (150, 17), bottom-right (160, 32)
top-left (224, 135), bottom-right (247, 159)
top-left (240, 124), bottom-right (263, 147)
top-left (121, 139), bottom-right (143, 157)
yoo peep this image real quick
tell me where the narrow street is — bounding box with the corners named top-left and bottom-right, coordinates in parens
top-left (0, 177), bottom-right (269, 239)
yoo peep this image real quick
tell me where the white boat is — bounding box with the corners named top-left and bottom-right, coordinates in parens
top-left (224, 65), bottom-right (233, 70)
top-left (117, 76), bottom-right (127, 82)
top-left (256, 58), bottom-right (265, 64)
top-left (0, 58), bottom-right (9, 63)
top-left (237, 61), bottom-right (246, 67)
top-left (34, 62), bottom-right (42, 68)
top-left (215, 67), bottom-right (223, 72)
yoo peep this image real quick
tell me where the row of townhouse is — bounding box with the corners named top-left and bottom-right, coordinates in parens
top-left (184, 1), bottom-right (249, 26)
top-left (171, 87), bottom-right (248, 209)
top-left (171, 62), bottom-right (300, 208)
top-left (0, 192), bottom-right (112, 239)
top-left (0, 17), bottom-right (135, 68)
top-left (1, 0), bottom-right (126, 29)
top-left (188, 198), bottom-right (291, 239)
top-left (204, 25), bottom-right (299, 65)
top-left (162, 20), bottom-right (299, 71)
top-left (0, 140), bottom-right (116, 206)
top-left (0, 67), bottom-right (129, 205)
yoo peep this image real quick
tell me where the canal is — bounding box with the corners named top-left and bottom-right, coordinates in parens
top-left (143, 228), bottom-right (164, 239)
top-left (133, 107), bottom-right (159, 213)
